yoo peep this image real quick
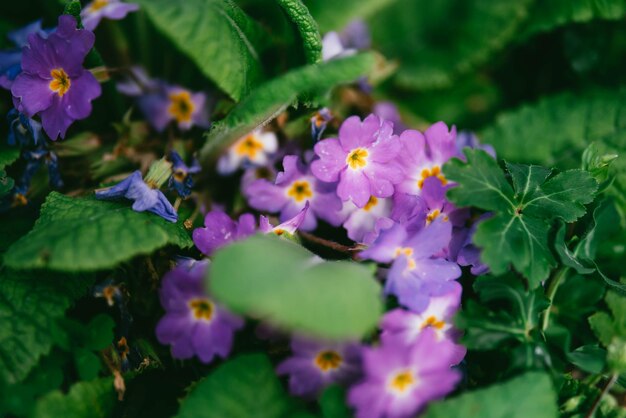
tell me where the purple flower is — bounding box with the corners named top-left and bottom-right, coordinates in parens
top-left (168, 151), bottom-right (200, 198)
top-left (277, 338), bottom-right (362, 399)
top-left (342, 197), bottom-right (393, 244)
top-left (245, 155), bottom-right (344, 231)
top-left (117, 68), bottom-right (209, 132)
top-left (0, 20), bottom-right (48, 90)
top-left (311, 115), bottom-right (403, 208)
top-left (456, 130), bottom-right (496, 158)
top-left (95, 170), bottom-right (178, 222)
top-left (396, 122), bottom-right (460, 197)
top-left (81, 0), bottom-right (140, 32)
top-left (7, 109), bottom-right (43, 147)
top-left (381, 282), bottom-right (464, 349)
top-left (192, 211), bottom-right (256, 256)
top-left (259, 202), bottom-right (309, 236)
top-left (12, 144), bottom-right (64, 202)
top-left (11, 15), bottom-right (101, 140)
top-left (311, 108), bottom-right (333, 142)
top-left (348, 330), bottom-right (462, 418)
top-left (448, 215), bottom-right (490, 276)
top-left (373, 102), bottom-right (406, 136)
top-left (156, 259), bottom-right (244, 363)
top-left (217, 129), bottom-right (278, 175)
top-left (360, 220), bottom-right (461, 312)
top-left (322, 19), bottom-right (370, 61)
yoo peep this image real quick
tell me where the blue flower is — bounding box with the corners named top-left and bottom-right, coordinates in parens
top-left (310, 108), bottom-right (332, 142)
top-left (95, 170), bottom-right (178, 222)
top-left (168, 151), bottom-right (200, 198)
top-left (7, 109), bottom-right (43, 147)
top-left (0, 20), bottom-right (48, 90)
top-left (14, 146), bottom-right (64, 198)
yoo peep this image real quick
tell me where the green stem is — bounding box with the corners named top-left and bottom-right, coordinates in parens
top-left (541, 267), bottom-right (569, 331)
top-left (584, 373), bottom-right (618, 418)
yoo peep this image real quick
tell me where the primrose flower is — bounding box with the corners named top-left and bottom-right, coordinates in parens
top-left (373, 102), bottom-right (406, 136)
top-left (311, 108), bottom-right (332, 142)
top-left (311, 114), bottom-right (403, 208)
top-left (168, 151), bottom-right (200, 198)
top-left (245, 155), bottom-right (344, 231)
top-left (277, 338), bottom-right (362, 399)
top-left (7, 109), bottom-right (43, 147)
top-left (95, 170), bottom-right (178, 222)
top-left (456, 130), bottom-right (496, 158)
top-left (449, 215), bottom-right (490, 276)
top-left (381, 282), bottom-right (464, 347)
top-left (0, 20), bottom-right (48, 90)
top-left (156, 259), bottom-right (244, 363)
top-left (192, 211), bottom-right (256, 256)
top-left (342, 196), bottom-right (393, 244)
top-left (259, 202), bottom-right (309, 236)
top-left (217, 129), bottom-right (278, 175)
top-left (322, 20), bottom-right (370, 61)
top-left (11, 15), bottom-right (101, 140)
top-left (348, 330), bottom-right (462, 418)
top-left (396, 122), bottom-right (460, 197)
top-left (360, 220), bottom-right (461, 312)
top-left (12, 145), bottom-right (64, 205)
top-left (81, 0), bottom-right (140, 31)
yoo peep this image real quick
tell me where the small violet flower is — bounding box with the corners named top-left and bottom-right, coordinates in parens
top-left (13, 145), bottom-right (64, 202)
top-left (7, 109), bottom-right (43, 147)
top-left (348, 330), bottom-right (463, 418)
top-left (360, 219), bottom-right (461, 312)
top-left (311, 114), bottom-right (403, 208)
top-left (245, 155), bottom-right (344, 231)
top-left (277, 338), bottom-right (362, 399)
top-left (95, 170), bottom-right (178, 222)
top-left (456, 130), bottom-right (496, 158)
top-left (217, 129), bottom-right (278, 175)
top-left (259, 202), bottom-right (309, 236)
top-left (11, 15), bottom-right (101, 140)
top-left (81, 0), bottom-right (140, 32)
top-left (396, 122), bottom-right (460, 197)
top-left (342, 196), bottom-right (393, 244)
top-left (192, 211), bottom-right (256, 256)
top-left (322, 19), bottom-right (370, 61)
top-left (373, 102), bottom-right (406, 136)
top-left (0, 20), bottom-right (48, 90)
top-left (448, 215), bottom-right (491, 276)
top-left (156, 259), bottom-right (244, 363)
top-left (168, 151), bottom-right (200, 198)
top-left (311, 108), bottom-right (333, 142)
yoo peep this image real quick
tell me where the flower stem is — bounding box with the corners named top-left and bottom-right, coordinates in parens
top-left (298, 231), bottom-right (361, 254)
top-left (541, 267), bottom-right (569, 331)
top-left (584, 373), bottom-right (618, 418)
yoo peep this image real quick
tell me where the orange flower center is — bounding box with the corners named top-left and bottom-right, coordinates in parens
top-left (389, 370), bottom-right (416, 393)
top-left (49, 68), bottom-right (71, 97)
top-left (314, 350), bottom-right (343, 371)
top-left (346, 148), bottom-right (368, 169)
top-left (168, 91), bottom-right (195, 123)
top-left (90, 0), bottom-right (109, 11)
top-left (287, 180), bottom-right (313, 202)
top-left (421, 315), bottom-right (445, 330)
top-left (417, 165), bottom-right (447, 189)
top-left (363, 196), bottom-right (378, 211)
top-left (235, 134), bottom-right (263, 159)
top-left (394, 247), bottom-right (416, 269)
top-left (188, 298), bottom-right (214, 321)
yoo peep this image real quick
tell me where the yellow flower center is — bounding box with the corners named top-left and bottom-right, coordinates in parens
top-left (394, 247), bottom-right (416, 269)
top-left (389, 370), bottom-right (416, 393)
top-left (287, 180), bottom-right (313, 202)
top-left (90, 0), bottom-right (109, 11)
top-left (363, 196), bottom-right (378, 211)
top-left (188, 298), bottom-right (214, 321)
top-left (168, 91), bottom-right (195, 124)
top-left (49, 68), bottom-right (71, 97)
top-left (421, 315), bottom-right (446, 330)
top-left (313, 113), bottom-right (326, 127)
top-left (417, 165), bottom-right (447, 189)
top-left (235, 134), bottom-right (264, 159)
top-left (273, 228), bottom-right (285, 236)
top-left (346, 148), bottom-right (368, 170)
top-left (173, 169), bottom-right (187, 183)
top-left (314, 350), bottom-right (343, 372)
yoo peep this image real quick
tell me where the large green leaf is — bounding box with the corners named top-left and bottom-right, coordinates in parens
top-left (368, 0), bottom-right (533, 90)
top-left (276, 0), bottom-right (322, 63)
top-left (176, 354), bottom-right (296, 418)
top-left (0, 143), bottom-right (19, 169)
top-left (32, 377), bottom-right (117, 418)
top-left (444, 149), bottom-right (597, 285)
top-left (520, 0), bottom-right (626, 39)
top-left (199, 53), bottom-right (374, 162)
top-left (304, 0), bottom-right (396, 32)
top-left (0, 269), bottom-right (91, 385)
top-left (209, 234), bottom-right (382, 340)
top-left (589, 290), bottom-right (626, 347)
top-left (423, 372), bottom-right (558, 418)
top-left (4, 192), bottom-right (192, 272)
top-left (135, 0), bottom-right (267, 101)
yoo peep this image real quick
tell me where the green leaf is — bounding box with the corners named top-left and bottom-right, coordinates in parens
top-left (423, 372), bottom-right (558, 418)
top-left (320, 386), bottom-right (351, 418)
top-left (176, 354), bottom-right (296, 418)
top-left (277, 0), bottom-right (322, 63)
top-left (304, 0), bottom-right (396, 32)
top-left (74, 348), bottom-right (102, 381)
top-left (0, 143), bottom-right (19, 169)
top-left (0, 169), bottom-right (14, 199)
top-left (135, 0), bottom-right (267, 101)
top-left (368, 0), bottom-right (533, 90)
top-left (0, 269), bottom-right (92, 385)
top-left (554, 222), bottom-right (595, 275)
top-left (32, 377), bottom-right (118, 418)
top-left (4, 192), bottom-right (192, 272)
top-left (445, 149), bottom-right (598, 284)
top-left (457, 275), bottom-right (549, 350)
top-left (567, 345), bottom-right (607, 374)
top-left (210, 234), bottom-right (382, 340)
top-left (200, 53), bottom-right (374, 162)
top-left (590, 290), bottom-right (626, 346)
top-left (520, 0), bottom-right (626, 39)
